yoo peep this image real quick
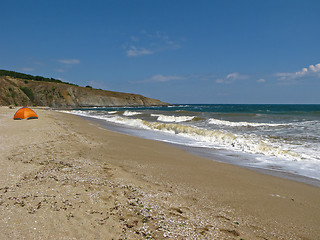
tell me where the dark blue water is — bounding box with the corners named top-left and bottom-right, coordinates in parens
top-left (78, 104), bottom-right (320, 115)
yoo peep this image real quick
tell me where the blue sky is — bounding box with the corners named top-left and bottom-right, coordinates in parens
top-left (1, 0), bottom-right (320, 104)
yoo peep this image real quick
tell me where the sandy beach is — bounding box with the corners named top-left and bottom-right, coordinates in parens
top-left (0, 107), bottom-right (320, 239)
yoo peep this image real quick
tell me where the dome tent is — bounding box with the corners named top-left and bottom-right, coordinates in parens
top-left (13, 107), bottom-right (38, 120)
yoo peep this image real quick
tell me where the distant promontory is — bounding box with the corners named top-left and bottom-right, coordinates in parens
top-left (0, 70), bottom-right (169, 108)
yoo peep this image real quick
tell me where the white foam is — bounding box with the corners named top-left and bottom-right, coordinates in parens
top-left (151, 114), bottom-right (195, 123)
top-left (70, 110), bottom-right (302, 161)
top-left (123, 111), bottom-right (142, 116)
top-left (208, 118), bottom-right (288, 127)
top-left (64, 110), bottom-right (302, 160)
top-left (60, 110), bottom-right (320, 180)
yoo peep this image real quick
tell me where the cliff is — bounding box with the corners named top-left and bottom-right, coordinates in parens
top-left (0, 76), bottom-right (169, 108)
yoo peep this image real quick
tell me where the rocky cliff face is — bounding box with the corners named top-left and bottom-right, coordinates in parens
top-left (0, 76), bottom-right (169, 108)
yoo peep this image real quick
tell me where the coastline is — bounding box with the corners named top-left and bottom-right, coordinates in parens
top-left (79, 114), bottom-right (320, 188)
top-left (1, 107), bottom-right (320, 239)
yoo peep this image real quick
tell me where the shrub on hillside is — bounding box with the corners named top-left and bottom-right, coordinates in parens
top-left (20, 87), bottom-right (34, 102)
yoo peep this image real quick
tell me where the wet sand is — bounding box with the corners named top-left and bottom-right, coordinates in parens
top-left (1, 107), bottom-right (320, 239)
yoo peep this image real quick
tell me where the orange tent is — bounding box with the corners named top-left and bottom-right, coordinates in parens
top-left (13, 107), bottom-right (38, 120)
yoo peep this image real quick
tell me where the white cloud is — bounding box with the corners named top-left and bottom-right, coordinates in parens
top-left (127, 46), bottom-right (154, 57)
top-left (276, 63), bottom-right (320, 80)
top-left (257, 78), bottom-right (265, 83)
top-left (125, 30), bottom-right (181, 57)
top-left (216, 72), bottom-right (248, 84)
top-left (226, 72), bottom-right (239, 79)
top-left (309, 64), bottom-right (320, 72)
top-left (58, 59), bottom-right (80, 65)
top-left (137, 74), bottom-right (185, 83)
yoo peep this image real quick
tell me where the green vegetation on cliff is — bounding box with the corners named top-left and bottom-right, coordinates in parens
top-left (20, 87), bottom-right (34, 102)
top-left (0, 69), bottom-right (77, 86)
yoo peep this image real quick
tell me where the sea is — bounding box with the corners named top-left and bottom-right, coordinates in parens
top-left (62, 104), bottom-right (320, 187)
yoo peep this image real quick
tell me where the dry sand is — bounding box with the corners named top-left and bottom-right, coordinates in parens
top-left (0, 106), bottom-right (320, 239)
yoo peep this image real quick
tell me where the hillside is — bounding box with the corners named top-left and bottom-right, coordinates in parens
top-left (0, 73), bottom-right (169, 108)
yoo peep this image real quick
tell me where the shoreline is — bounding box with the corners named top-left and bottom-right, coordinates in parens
top-left (1, 107), bottom-right (320, 239)
top-left (79, 114), bottom-right (320, 188)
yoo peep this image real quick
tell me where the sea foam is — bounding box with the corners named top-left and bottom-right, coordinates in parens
top-left (208, 118), bottom-right (287, 127)
top-left (123, 111), bottom-right (142, 116)
top-left (66, 110), bottom-right (302, 162)
top-left (151, 114), bottom-right (195, 123)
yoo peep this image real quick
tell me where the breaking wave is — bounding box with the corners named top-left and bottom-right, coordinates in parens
top-left (139, 121), bottom-right (301, 161)
top-left (208, 118), bottom-right (288, 127)
top-left (151, 114), bottom-right (195, 123)
top-left (66, 110), bottom-right (302, 162)
top-left (123, 111), bottom-right (142, 116)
